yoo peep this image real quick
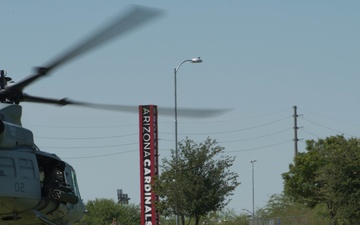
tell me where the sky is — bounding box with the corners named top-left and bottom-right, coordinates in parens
top-left (1, 0), bottom-right (360, 216)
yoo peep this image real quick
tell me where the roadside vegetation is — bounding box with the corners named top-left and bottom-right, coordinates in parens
top-left (76, 135), bottom-right (360, 225)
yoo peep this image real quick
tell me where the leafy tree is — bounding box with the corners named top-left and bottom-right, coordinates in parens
top-left (257, 193), bottom-right (331, 225)
top-left (154, 137), bottom-right (240, 225)
top-left (282, 135), bottom-right (360, 225)
top-left (159, 209), bottom-right (248, 225)
top-left (258, 193), bottom-right (300, 217)
top-left (200, 209), bottom-right (248, 225)
top-left (76, 198), bottom-right (140, 225)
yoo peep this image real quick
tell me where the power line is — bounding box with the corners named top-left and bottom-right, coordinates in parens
top-left (36, 133), bottom-right (138, 140)
top-left (24, 123), bottom-right (138, 129)
top-left (218, 128), bottom-right (292, 143)
top-left (26, 108), bottom-right (291, 128)
top-left (63, 139), bottom-right (293, 160)
top-left (301, 117), bottom-right (357, 137)
top-left (300, 129), bottom-right (323, 139)
top-left (225, 140), bottom-right (292, 152)
top-left (63, 149), bottom-right (137, 159)
top-left (162, 116), bottom-right (291, 136)
top-left (40, 142), bottom-right (138, 149)
top-left (301, 108), bottom-right (360, 128)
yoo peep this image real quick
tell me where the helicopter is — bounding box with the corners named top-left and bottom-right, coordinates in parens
top-left (0, 5), bottom-right (230, 225)
top-left (0, 5), bottom-right (165, 225)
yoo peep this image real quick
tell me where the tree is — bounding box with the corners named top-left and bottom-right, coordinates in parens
top-left (282, 135), bottom-right (360, 225)
top-left (154, 137), bottom-right (240, 225)
top-left (257, 193), bottom-right (331, 225)
top-left (76, 198), bottom-right (140, 225)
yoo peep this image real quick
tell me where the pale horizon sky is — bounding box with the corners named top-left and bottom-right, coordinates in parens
top-left (2, 0), bottom-right (360, 215)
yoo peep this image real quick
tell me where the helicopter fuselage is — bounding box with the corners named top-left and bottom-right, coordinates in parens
top-left (0, 104), bottom-right (85, 225)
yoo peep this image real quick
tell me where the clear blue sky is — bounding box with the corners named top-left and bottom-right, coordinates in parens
top-left (2, 0), bottom-right (360, 215)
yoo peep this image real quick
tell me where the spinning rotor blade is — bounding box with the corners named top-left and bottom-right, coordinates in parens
top-left (4, 5), bottom-right (230, 119)
top-left (163, 107), bottom-right (231, 118)
top-left (7, 5), bottom-right (163, 93)
top-left (21, 93), bottom-right (231, 118)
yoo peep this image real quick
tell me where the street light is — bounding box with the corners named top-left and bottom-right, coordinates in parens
top-left (174, 57), bottom-right (203, 159)
top-left (250, 160), bottom-right (257, 220)
top-left (173, 57), bottom-right (202, 225)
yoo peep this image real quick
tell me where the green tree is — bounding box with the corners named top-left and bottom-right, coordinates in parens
top-left (154, 137), bottom-right (240, 225)
top-left (257, 193), bottom-right (331, 225)
top-left (77, 198), bottom-right (140, 225)
top-left (282, 135), bottom-right (360, 225)
top-left (159, 209), bottom-right (248, 225)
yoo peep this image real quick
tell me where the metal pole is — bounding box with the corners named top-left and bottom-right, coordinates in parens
top-left (293, 105), bottom-right (298, 157)
top-left (174, 60), bottom-right (190, 225)
top-left (174, 67), bottom-right (178, 160)
top-left (174, 58), bottom-right (201, 159)
top-left (173, 58), bottom-right (202, 225)
top-left (250, 160), bottom-right (257, 220)
top-left (174, 66), bottom-right (180, 225)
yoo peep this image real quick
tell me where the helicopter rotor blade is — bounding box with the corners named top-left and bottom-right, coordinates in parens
top-left (161, 107), bottom-right (232, 118)
top-left (6, 5), bottom-right (163, 94)
top-left (21, 93), bottom-right (232, 118)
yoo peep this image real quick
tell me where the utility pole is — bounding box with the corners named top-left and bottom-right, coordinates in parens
top-left (293, 106), bottom-right (299, 157)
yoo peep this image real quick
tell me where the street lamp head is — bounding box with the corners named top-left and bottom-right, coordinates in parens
top-left (191, 57), bottom-right (203, 63)
top-left (175, 57), bottom-right (203, 72)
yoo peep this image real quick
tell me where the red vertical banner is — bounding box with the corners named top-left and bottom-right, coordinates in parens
top-left (139, 105), bottom-right (159, 225)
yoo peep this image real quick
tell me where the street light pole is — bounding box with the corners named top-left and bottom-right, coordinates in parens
top-left (174, 57), bottom-right (203, 159)
top-left (173, 57), bottom-right (202, 225)
top-left (250, 160), bottom-right (257, 220)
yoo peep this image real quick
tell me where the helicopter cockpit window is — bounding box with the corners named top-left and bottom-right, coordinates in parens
top-left (18, 158), bottom-right (35, 179)
top-left (0, 157), bottom-right (15, 177)
top-left (71, 171), bottom-right (79, 197)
